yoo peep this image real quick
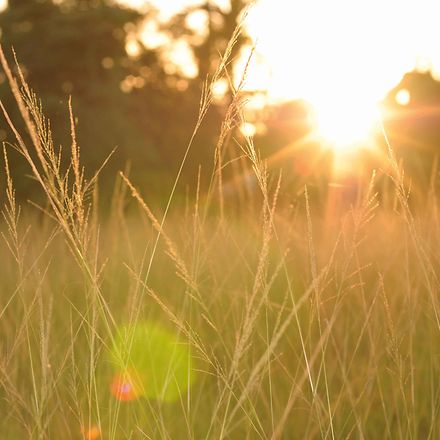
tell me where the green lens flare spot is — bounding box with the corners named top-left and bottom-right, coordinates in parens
top-left (110, 321), bottom-right (196, 402)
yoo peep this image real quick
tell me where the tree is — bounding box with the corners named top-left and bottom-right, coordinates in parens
top-left (0, 0), bottom-right (253, 201)
top-left (0, 0), bottom-right (155, 197)
top-left (383, 70), bottom-right (440, 189)
top-left (165, 0), bottom-right (251, 87)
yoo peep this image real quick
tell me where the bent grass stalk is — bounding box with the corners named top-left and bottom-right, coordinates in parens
top-left (1, 16), bottom-right (440, 440)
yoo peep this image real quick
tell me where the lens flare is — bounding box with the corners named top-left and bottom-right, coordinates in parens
top-left (82, 425), bottom-right (100, 440)
top-left (395, 89), bottom-right (411, 106)
top-left (110, 321), bottom-right (196, 402)
top-left (110, 372), bottom-right (141, 402)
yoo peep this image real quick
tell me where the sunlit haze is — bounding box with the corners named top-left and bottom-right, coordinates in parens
top-left (310, 99), bottom-right (381, 152)
top-left (102, 1), bottom-right (439, 94)
top-left (242, 0), bottom-right (440, 148)
top-left (245, 1), bottom-right (440, 99)
top-left (2, 2), bottom-right (440, 436)
top-left (124, 0), bottom-right (440, 148)
top-left (128, 1), bottom-right (440, 98)
top-left (3, 0), bottom-right (440, 147)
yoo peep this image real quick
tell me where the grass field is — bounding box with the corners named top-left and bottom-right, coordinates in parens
top-left (1, 44), bottom-right (440, 439)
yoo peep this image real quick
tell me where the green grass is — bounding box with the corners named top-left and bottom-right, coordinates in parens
top-left (1, 41), bottom-right (440, 439)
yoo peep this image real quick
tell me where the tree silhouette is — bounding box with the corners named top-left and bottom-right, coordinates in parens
top-left (165, 0), bottom-right (251, 87)
top-left (0, 0), bottom-right (253, 200)
top-left (1, 0), bottom-right (155, 196)
top-left (383, 70), bottom-right (440, 189)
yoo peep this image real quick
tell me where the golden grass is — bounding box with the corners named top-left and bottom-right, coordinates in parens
top-left (1, 26), bottom-right (440, 439)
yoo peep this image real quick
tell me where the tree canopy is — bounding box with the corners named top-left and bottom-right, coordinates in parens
top-left (2, 0), bottom-right (439, 204)
top-left (0, 0), bottom-right (252, 201)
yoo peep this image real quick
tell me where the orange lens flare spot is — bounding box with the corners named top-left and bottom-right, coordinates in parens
top-left (82, 426), bottom-right (100, 440)
top-left (111, 373), bottom-right (141, 401)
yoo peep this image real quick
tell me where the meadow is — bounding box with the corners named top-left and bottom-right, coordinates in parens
top-left (1, 42), bottom-right (440, 440)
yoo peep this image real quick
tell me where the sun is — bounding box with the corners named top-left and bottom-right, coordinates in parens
top-left (310, 96), bottom-right (381, 152)
top-left (241, 0), bottom-right (440, 154)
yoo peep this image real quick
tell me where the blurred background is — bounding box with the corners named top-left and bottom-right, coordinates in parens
top-left (2, 4), bottom-right (440, 438)
top-left (1, 0), bottom-right (440, 206)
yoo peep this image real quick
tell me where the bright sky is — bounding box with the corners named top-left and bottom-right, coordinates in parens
top-left (2, 0), bottom-right (439, 103)
top-left (138, 0), bottom-right (440, 150)
top-left (238, 0), bottom-right (440, 149)
top-left (2, 0), bottom-right (440, 149)
top-left (129, 0), bottom-right (231, 18)
top-left (244, 0), bottom-right (440, 104)
top-left (123, 0), bottom-right (440, 106)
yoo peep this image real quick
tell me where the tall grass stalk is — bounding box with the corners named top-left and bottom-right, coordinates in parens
top-left (1, 26), bottom-right (440, 440)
